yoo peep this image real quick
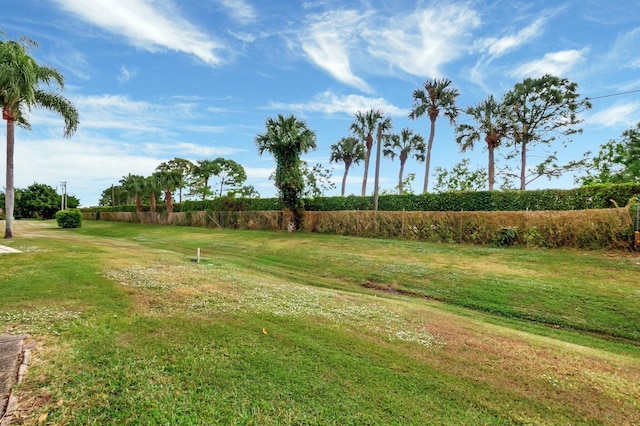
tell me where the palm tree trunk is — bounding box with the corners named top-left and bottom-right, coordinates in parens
top-left (520, 138), bottom-right (527, 190)
top-left (165, 190), bottom-right (174, 214)
top-left (341, 163), bottom-right (350, 197)
top-left (361, 145), bottom-right (371, 196)
top-left (373, 125), bottom-right (383, 213)
top-left (488, 145), bottom-right (495, 191)
top-left (423, 117), bottom-right (436, 193)
top-left (398, 160), bottom-right (406, 195)
top-left (4, 118), bottom-right (15, 239)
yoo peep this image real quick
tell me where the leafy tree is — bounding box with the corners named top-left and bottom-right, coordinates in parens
top-left (383, 128), bottom-right (425, 195)
top-left (210, 158), bottom-right (247, 197)
top-left (255, 114), bottom-right (317, 231)
top-left (502, 74), bottom-right (591, 190)
top-left (301, 162), bottom-right (335, 198)
top-left (152, 169), bottom-right (181, 213)
top-left (237, 185), bottom-right (260, 198)
top-left (1, 34), bottom-right (79, 238)
top-left (330, 136), bottom-right (365, 196)
top-left (432, 159), bottom-right (488, 193)
top-left (191, 159), bottom-right (221, 200)
top-left (15, 183), bottom-right (62, 219)
top-left (99, 185), bottom-right (128, 207)
top-left (409, 78), bottom-right (459, 193)
top-left (578, 122), bottom-right (640, 185)
top-left (156, 158), bottom-right (194, 203)
top-left (350, 109), bottom-right (384, 196)
top-left (456, 95), bottom-right (505, 190)
top-left (119, 174), bottom-right (145, 213)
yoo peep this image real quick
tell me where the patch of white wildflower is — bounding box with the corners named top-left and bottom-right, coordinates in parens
top-left (103, 262), bottom-right (442, 348)
top-left (1, 307), bottom-right (82, 335)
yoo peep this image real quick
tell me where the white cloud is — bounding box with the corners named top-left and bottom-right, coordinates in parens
top-left (50, 0), bottom-right (225, 66)
top-left (117, 66), bottom-right (138, 83)
top-left (509, 48), bottom-right (590, 78)
top-left (609, 27), bottom-right (640, 70)
top-left (300, 10), bottom-right (372, 93)
top-left (269, 91), bottom-right (406, 116)
top-left (477, 17), bottom-right (546, 57)
top-left (586, 102), bottom-right (640, 128)
top-left (365, 4), bottom-right (481, 78)
top-left (217, 0), bottom-right (257, 25)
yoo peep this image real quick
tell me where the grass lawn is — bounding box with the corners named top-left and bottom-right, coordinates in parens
top-left (1, 220), bottom-right (639, 425)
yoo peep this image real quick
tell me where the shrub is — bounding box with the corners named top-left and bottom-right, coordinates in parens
top-left (56, 209), bottom-right (82, 228)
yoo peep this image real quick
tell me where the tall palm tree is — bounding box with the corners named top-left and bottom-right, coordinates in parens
top-left (0, 36), bottom-right (79, 238)
top-left (156, 158), bottom-right (194, 203)
top-left (372, 116), bottom-right (393, 211)
top-left (192, 159), bottom-right (221, 200)
top-left (329, 136), bottom-right (365, 196)
top-left (152, 169), bottom-right (181, 214)
top-left (119, 174), bottom-right (145, 214)
top-left (255, 114), bottom-right (316, 231)
top-left (350, 109), bottom-right (384, 196)
top-left (409, 78), bottom-right (459, 193)
top-left (383, 128), bottom-right (426, 194)
top-left (456, 95), bottom-right (505, 191)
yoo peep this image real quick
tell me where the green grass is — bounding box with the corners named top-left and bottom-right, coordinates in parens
top-left (2, 220), bottom-right (640, 425)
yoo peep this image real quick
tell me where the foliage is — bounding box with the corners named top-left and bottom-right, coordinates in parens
top-left (0, 34), bottom-right (79, 238)
top-left (15, 183), bottom-right (64, 219)
top-left (152, 169), bottom-right (181, 213)
top-left (301, 162), bottom-right (335, 198)
top-left (579, 122), bottom-right (640, 185)
top-left (55, 209), bottom-right (82, 228)
top-left (502, 74), bottom-right (592, 190)
top-left (156, 158), bottom-right (194, 203)
top-left (236, 185), bottom-right (260, 198)
top-left (432, 159), bottom-right (488, 193)
top-left (350, 109), bottom-right (384, 196)
top-left (383, 128), bottom-right (425, 195)
top-left (456, 95), bottom-right (506, 190)
top-left (119, 174), bottom-right (145, 213)
top-left (99, 185), bottom-right (128, 206)
top-left (210, 158), bottom-right (247, 197)
top-left (330, 136), bottom-right (365, 196)
top-left (409, 77), bottom-right (460, 193)
top-left (255, 114), bottom-right (317, 230)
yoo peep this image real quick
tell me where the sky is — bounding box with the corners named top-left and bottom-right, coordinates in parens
top-left (3, 0), bottom-right (640, 206)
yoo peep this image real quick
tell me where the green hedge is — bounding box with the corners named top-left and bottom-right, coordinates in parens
top-left (83, 184), bottom-right (640, 214)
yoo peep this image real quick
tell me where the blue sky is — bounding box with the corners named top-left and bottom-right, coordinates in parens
top-left (3, 0), bottom-right (640, 206)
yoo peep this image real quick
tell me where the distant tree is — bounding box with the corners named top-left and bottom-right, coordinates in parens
top-left (99, 185), bottom-right (128, 207)
top-left (66, 194), bottom-right (80, 209)
top-left (409, 78), bottom-right (459, 193)
top-left (237, 185), bottom-right (260, 198)
top-left (432, 159), bottom-right (487, 193)
top-left (301, 162), bottom-right (335, 198)
top-left (255, 114), bottom-right (317, 231)
top-left (502, 74), bottom-right (592, 190)
top-left (578, 122), bottom-right (640, 185)
top-left (330, 136), bottom-right (365, 196)
top-left (383, 128), bottom-right (425, 195)
top-left (350, 109), bottom-right (384, 196)
top-left (1, 35), bottom-right (79, 238)
top-left (143, 175), bottom-right (162, 217)
top-left (15, 183), bottom-right (61, 219)
top-left (191, 159), bottom-right (221, 200)
top-left (210, 158), bottom-right (247, 197)
top-left (152, 169), bottom-right (181, 213)
top-left (456, 95), bottom-right (506, 190)
top-left (156, 158), bottom-right (194, 203)
top-left (120, 174), bottom-right (145, 213)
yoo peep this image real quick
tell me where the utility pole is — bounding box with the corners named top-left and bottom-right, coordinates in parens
top-left (60, 181), bottom-right (67, 210)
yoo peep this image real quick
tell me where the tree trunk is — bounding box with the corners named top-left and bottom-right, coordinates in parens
top-left (341, 162), bottom-right (351, 197)
top-left (423, 116), bottom-right (436, 193)
top-left (520, 137), bottom-right (527, 190)
top-left (361, 135), bottom-right (373, 196)
top-left (165, 190), bottom-right (174, 214)
top-left (4, 118), bottom-right (15, 239)
top-left (373, 124), bottom-right (383, 212)
top-left (488, 144), bottom-right (495, 191)
top-left (398, 160), bottom-right (406, 195)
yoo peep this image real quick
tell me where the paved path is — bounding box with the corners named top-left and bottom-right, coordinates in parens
top-left (0, 246), bottom-right (20, 254)
top-left (0, 335), bottom-right (27, 425)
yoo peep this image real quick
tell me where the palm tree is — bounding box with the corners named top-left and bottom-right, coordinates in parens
top-left (119, 174), bottom-right (145, 214)
top-left (372, 116), bottom-right (393, 211)
top-left (153, 169), bottom-right (181, 213)
top-left (383, 128), bottom-right (425, 194)
top-left (329, 136), bottom-right (365, 196)
top-left (409, 78), bottom-right (459, 193)
top-left (255, 114), bottom-right (316, 231)
top-left (1, 35), bottom-right (79, 238)
top-left (192, 159), bottom-right (221, 200)
top-left (350, 109), bottom-right (384, 196)
top-left (156, 158), bottom-right (194, 203)
top-left (456, 95), bottom-right (505, 191)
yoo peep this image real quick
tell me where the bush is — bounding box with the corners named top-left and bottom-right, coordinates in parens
top-left (56, 209), bottom-right (82, 228)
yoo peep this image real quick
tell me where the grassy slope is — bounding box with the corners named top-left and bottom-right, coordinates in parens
top-left (1, 220), bottom-right (639, 425)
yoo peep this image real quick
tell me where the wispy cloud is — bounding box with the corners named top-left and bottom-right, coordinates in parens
top-left (300, 10), bottom-right (372, 93)
top-left (586, 101), bottom-right (640, 128)
top-left (50, 0), bottom-right (226, 66)
top-left (476, 17), bottom-right (546, 58)
top-left (217, 0), bottom-right (257, 25)
top-left (609, 27), bottom-right (640, 70)
top-left (509, 48), bottom-right (590, 78)
top-left (269, 91), bottom-right (406, 116)
top-left (117, 65), bottom-right (138, 83)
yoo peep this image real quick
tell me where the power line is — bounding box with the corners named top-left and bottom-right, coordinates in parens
top-left (585, 88), bottom-right (640, 101)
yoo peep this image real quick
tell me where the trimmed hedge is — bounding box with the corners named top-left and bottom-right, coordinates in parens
top-left (56, 209), bottom-right (82, 228)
